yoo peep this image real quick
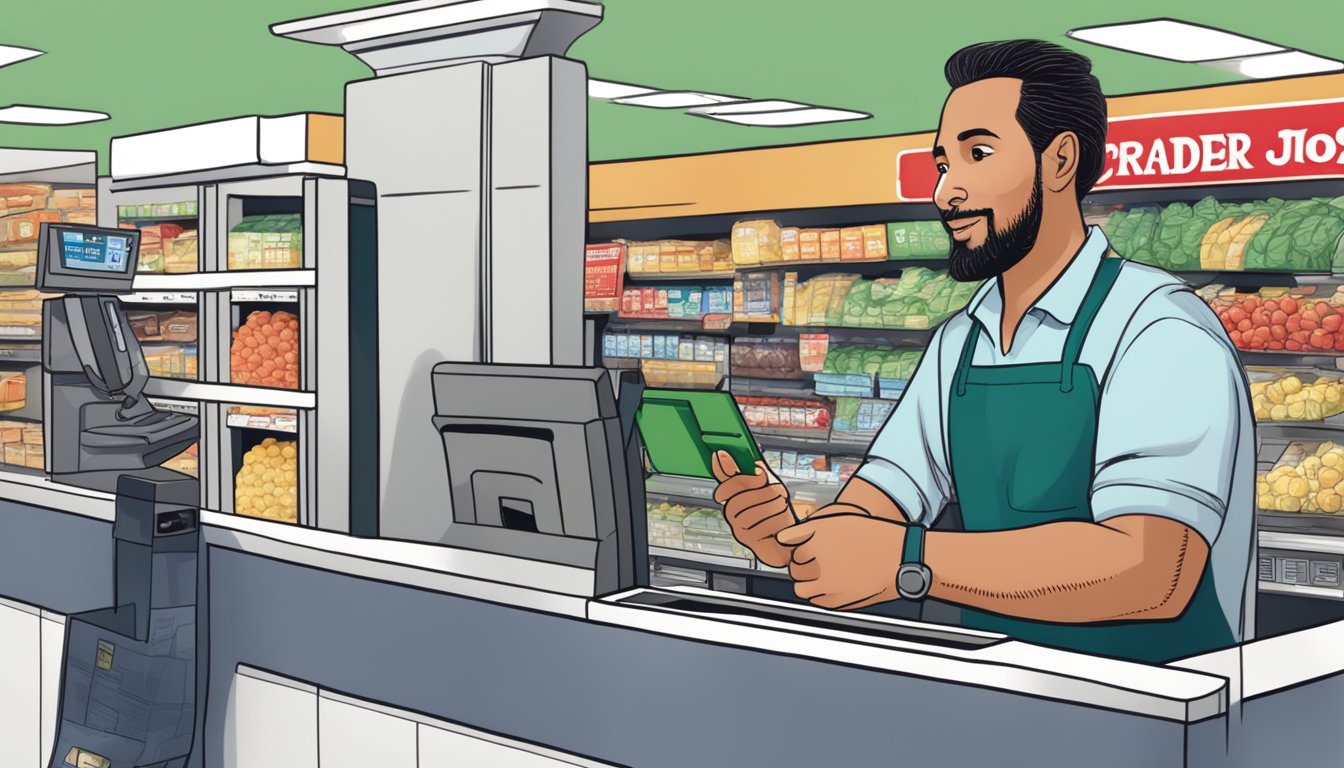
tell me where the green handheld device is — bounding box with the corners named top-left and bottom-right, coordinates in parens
top-left (635, 389), bottom-right (763, 480)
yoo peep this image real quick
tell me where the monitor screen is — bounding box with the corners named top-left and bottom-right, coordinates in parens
top-left (37, 223), bottom-right (140, 294)
top-left (59, 230), bottom-right (133, 273)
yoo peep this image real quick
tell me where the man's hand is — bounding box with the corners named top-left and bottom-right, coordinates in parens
top-left (711, 451), bottom-right (795, 568)
top-left (776, 515), bottom-right (907, 610)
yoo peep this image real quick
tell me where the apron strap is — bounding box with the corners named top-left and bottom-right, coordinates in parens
top-left (953, 319), bottom-right (982, 397)
top-left (1060, 252), bottom-right (1124, 393)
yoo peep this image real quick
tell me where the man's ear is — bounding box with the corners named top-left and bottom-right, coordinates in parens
top-left (1045, 131), bottom-right (1080, 194)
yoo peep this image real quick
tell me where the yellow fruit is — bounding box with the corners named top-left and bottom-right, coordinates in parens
top-left (1288, 401), bottom-right (1307, 420)
top-left (1271, 405), bottom-right (1289, 421)
top-left (1320, 442), bottom-right (1338, 457)
top-left (1279, 496), bottom-right (1303, 512)
top-left (1290, 477), bottom-right (1311, 498)
top-left (1273, 476), bottom-right (1292, 495)
top-left (1254, 405), bottom-right (1270, 421)
top-left (282, 445), bottom-right (297, 459)
top-left (1310, 479), bottom-right (1322, 493)
top-left (1282, 376), bottom-right (1304, 395)
top-left (1266, 383), bottom-right (1286, 404)
top-left (1328, 385), bottom-right (1342, 405)
top-left (1324, 451), bottom-right (1343, 468)
top-left (1258, 493), bottom-right (1276, 509)
top-left (1306, 401), bottom-right (1325, 421)
top-left (1309, 387), bottom-right (1326, 403)
top-left (1320, 468), bottom-right (1343, 489)
top-left (1319, 491), bottom-right (1343, 514)
top-left (1302, 456), bottom-right (1323, 475)
top-left (1258, 480), bottom-right (1271, 496)
top-left (1336, 480), bottom-right (1344, 496)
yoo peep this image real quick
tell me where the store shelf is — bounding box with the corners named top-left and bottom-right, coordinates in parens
top-left (774, 325), bottom-right (936, 346)
top-left (133, 270), bottom-right (315, 291)
top-left (226, 411), bottom-right (299, 434)
top-left (232, 289), bottom-right (300, 303)
top-left (1257, 421), bottom-right (1344, 441)
top-left (146, 398), bottom-right (200, 415)
top-left (624, 272), bottom-right (735, 283)
top-left (1259, 581), bottom-right (1344, 599)
top-left (119, 292), bottom-right (199, 305)
top-left (586, 201), bottom-right (943, 242)
top-left (0, 336), bottom-right (40, 345)
top-left (143, 379), bottom-right (315, 409)
top-left (1260, 529), bottom-right (1344, 556)
top-left (0, 346), bottom-right (41, 363)
top-left (1259, 510), bottom-right (1344, 536)
top-left (754, 430), bottom-right (872, 457)
top-left (1237, 351), bottom-right (1344, 369)
top-left (1176, 271), bottom-right (1340, 289)
top-left (138, 338), bottom-right (197, 347)
top-left (118, 214), bottom-right (198, 223)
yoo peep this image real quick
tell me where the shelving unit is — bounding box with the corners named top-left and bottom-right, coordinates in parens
top-left (98, 166), bottom-right (379, 534)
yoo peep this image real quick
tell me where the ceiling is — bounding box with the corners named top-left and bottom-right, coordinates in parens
top-left (1, 0), bottom-right (1340, 175)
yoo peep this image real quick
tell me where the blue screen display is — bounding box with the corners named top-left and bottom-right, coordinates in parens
top-left (60, 230), bottom-right (131, 273)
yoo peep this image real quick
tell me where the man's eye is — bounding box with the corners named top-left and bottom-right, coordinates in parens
top-left (935, 162), bottom-right (949, 174)
top-left (970, 145), bottom-right (995, 161)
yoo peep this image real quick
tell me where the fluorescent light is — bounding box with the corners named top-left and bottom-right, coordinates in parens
top-left (610, 91), bottom-right (746, 109)
top-left (0, 45), bottom-right (42, 68)
top-left (690, 100), bottom-right (813, 116)
top-left (587, 79), bottom-right (656, 100)
top-left (1068, 19), bottom-right (1283, 62)
top-left (696, 107), bottom-right (870, 127)
top-left (0, 105), bottom-right (109, 125)
top-left (1207, 50), bottom-right (1344, 79)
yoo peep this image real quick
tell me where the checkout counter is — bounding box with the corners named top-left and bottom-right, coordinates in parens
top-left (1, 2), bottom-right (1343, 767)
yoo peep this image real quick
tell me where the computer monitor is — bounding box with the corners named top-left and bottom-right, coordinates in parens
top-left (36, 223), bottom-right (140, 294)
top-left (430, 363), bottom-right (637, 595)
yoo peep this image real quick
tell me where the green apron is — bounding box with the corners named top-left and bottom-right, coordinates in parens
top-left (947, 255), bottom-right (1232, 663)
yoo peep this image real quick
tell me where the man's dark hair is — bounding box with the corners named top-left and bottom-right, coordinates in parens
top-left (945, 40), bottom-right (1108, 200)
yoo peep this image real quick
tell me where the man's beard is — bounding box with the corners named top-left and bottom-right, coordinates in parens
top-left (943, 166), bottom-right (1044, 282)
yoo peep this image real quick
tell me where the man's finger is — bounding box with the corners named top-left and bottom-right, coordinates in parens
top-left (834, 591), bottom-right (890, 611)
top-left (714, 469), bottom-right (769, 505)
top-left (756, 461), bottom-right (783, 485)
top-left (711, 450), bottom-right (736, 483)
top-left (775, 519), bottom-right (819, 547)
top-left (809, 592), bottom-right (853, 610)
top-left (789, 542), bottom-right (815, 565)
top-left (733, 500), bottom-right (792, 533)
top-left (788, 558), bottom-right (820, 582)
top-left (724, 484), bottom-right (788, 521)
top-left (794, 580), bottom-right (827, 601)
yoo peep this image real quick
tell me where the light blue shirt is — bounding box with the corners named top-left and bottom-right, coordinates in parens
top-left (855, 226), bottom-right (1255, 642)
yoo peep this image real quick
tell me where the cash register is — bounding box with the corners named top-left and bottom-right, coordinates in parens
top-left (37, 222), bottom-right (199, 494)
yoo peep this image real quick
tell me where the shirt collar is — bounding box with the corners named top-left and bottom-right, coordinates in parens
top-left (965, 225), bottom-right (1110, 332)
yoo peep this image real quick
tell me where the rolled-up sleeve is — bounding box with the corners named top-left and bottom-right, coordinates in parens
top-left (854, 324), bottom-right (954, 525)
top-left (1091, 315), bottom-right (1244, 546)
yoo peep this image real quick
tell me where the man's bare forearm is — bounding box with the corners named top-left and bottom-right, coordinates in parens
top-left (924, 515), bottom-right (1208, 623)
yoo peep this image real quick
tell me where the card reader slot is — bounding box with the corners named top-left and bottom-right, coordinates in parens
top-left (618, 591), bottom-right (1004, 649)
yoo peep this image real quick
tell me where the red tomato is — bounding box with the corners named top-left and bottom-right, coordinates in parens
top-left (1312, 330), bottom-right (1334, 350)
top-left (1268, 340), bottom-right (1285, 350)
top-left (1265, 299), bottom-right (1280, 312)
top-left (1317, 302), bottom-right (1332, 318)
top-left (1271, 310), bottom-right (1289, 326)
top-left (1288, 315), bottom-right (1303, 332)
top-left (1228, 330), bottom-right (1242, 346)
top-left (1280, 297), bottom-right (1299, 315)
top-left (1287, 340), bottom-right (1303, 351)
top-left (1292, 330), bottom-right (1311, 344)
top-left (1238, 319), bottom-right (1253, 332)
top-left (1242, 298), bottom-right (1259, 312)
top-left (1252, 308), bottom-right (1272, 327)
top-left (1324, 315), bottom-right (1343, 334)
top-left (1271, 325), bottom-right (1288, 341)
top-left (1336, 335), bottom-right (1344, 352)
top-left (1304, 319), bottom-right (1319, 332)
top-left (1253, 326), bottom-right (1272, 342)
top-left (1303, 309), bottom-right (1321, 324)
top-left (1228, 307), bottom-right (1249, 324)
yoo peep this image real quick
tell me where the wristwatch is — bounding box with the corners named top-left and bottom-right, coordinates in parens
top-left (896, 524), bottom-right (932, 601)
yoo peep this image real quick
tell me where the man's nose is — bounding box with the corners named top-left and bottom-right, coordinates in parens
top-left (935, 174), bottom-right (967, 211)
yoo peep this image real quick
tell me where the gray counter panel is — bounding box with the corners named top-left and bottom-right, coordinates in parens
top-left (0, 499), bottom-right (112, 614)
top-left (203, 546), bottom-right (1190, 768)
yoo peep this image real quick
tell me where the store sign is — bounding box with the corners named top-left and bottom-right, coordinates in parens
top-left (584, 243), bottom-right (625, 312)
top-left (896, 98), bottom-right (1344, 201)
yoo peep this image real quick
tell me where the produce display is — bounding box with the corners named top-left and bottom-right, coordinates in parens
top-left (1208, 287), bottom-right (1344, 352)
top-left (134, 223), bottom-right (199, 274)
top-left (162, 443), bottom-right (198, 478)
top-left (647, 501), bottom-right (754, 560)
top-left (231, 310), bottom-right (300, 389)
top-left (1251, 373), bottom-right (1344, 422)
top-left (228, 214), bottom-right (303, 270)
top-left (1103, 195), bottom-right (1344, 272)
top-left (1258, 441), bottom-right (1344, 515)
top-left (235, 437), bottom-right (299, 523)
top-left (823, 345), bottom-right (923, 381)
top-left (833, 268), bottom-right (981, 329)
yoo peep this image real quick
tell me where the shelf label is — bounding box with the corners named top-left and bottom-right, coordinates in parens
top-left (897, 97), bottom-right (1344, 201)
top-left (121, 292), bottom-right (197, 304)
top-left (233, 290), bottom-right (299, 303)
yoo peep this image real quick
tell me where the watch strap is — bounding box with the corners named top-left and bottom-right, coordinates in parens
top-left (902, 523), bottom-right (925, 565)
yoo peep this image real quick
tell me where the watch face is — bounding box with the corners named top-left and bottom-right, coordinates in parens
top-left (897, 564), bottom-right (930, 600)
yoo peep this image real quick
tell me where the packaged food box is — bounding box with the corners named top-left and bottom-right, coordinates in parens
top-left (4, 443), bottom-right (23, 465)
top-left (640, 359), bottom-right (720, 388)
top-left (799, 230), bottom-right (822, 262)
top-left (164, 230), bottom-right (198, 273)
top-left (0, 211), bottom-right (61, 247)
top-left (799, 334), bottom-right (830, 371)
top-left (128, 312), bottom-right (163, 341)
top-left (731, 220), bottom-right (782, 265)
top-left (862, 225), bottom-right (888, 259)
top-left (676, 242), bottom-right (700, 272)
top-left (781, 228), bottom-right (801, 261)
top-left (62, 209), bottom-right (96, 226)
top-left (22, 426), bottom-right (41, 445)
top-left (678, 335), bottom-right (695, 360)
top-left (641, 335), bottom-right (654, 359)
top-left (730, 338), bottom-right (801, 379)
top-left (24, 443), bottom-right (42, 469)
top-left (0, 422), bottom-right (21, 443)
top-left (161, 311), bottom-right (197, 342)
top-left (0, 183), bottom-right (53, 199)
top-left (642, 243), bottom-right (661, 273)
top-left (820, 230), bottom-right (842, 262)
top-left (228, 214), bottom-right (302, 270)
top-left (887, 221), bottom-right (951, 260)
top-left (626, 242), bottom-right (646, 274)
top-left (0, 373), bottom-right (25, 410)
top-left (0, 251), bottom-right (36, 271)
top-left (659, 241), bottom-right (680, 273)
top-left (841, 227), bottom-right (866, 261)
top-left (733, 272), bottom-right (781, 322)
top-left (50, 189), bottom-right (86, 210)
top-left (184, 346), bottom-right (198, 379)
top-left (704, 286), bottom-right (733, 315)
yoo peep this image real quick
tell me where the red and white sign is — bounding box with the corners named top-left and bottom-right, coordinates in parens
top-left (584, 243), bottom-right (625, 312)
top-left (896, 98), bottom-right (1344, 202)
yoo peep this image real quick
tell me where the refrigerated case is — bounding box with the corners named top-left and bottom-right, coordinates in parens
top-left (95, 129), bottom-right (379, 533)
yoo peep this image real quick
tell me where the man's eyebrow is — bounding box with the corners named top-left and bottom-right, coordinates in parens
top-left (957, 128), bottom-right (1000, 142)
top-left (933, 145), bottom-right (946, 158)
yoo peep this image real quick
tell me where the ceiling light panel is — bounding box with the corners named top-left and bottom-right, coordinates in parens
top-left (697, 107), bottom-right (870, 127)
top-left (0, 45), bottom-right (42, 68)
top-left (1216, 51), bottom-right (1344, 79)
top-left (0, 105), bottom-right (109, 125)
top-left (587, 79), bottom-right (655, 99)
top-left (611, 91), bottom-right (745, 109)
top-left (1068, 19), bottom-right (1284, 62)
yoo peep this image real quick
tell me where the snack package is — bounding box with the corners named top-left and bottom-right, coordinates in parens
top-left (732, 220), bottom-right (783, 265)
